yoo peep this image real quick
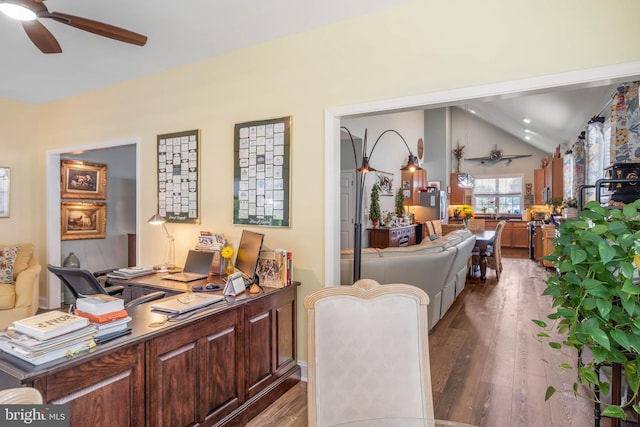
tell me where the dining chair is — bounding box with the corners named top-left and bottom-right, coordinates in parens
top-left (305, 279), bottom-right (435, 427)
top-left (485, 220), bottom-right (506, 281)
top-left (467, 218), bottom-right (485, 233)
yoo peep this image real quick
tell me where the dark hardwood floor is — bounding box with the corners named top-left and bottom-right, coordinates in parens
top-left (248, 249), bottom-right (609, 427)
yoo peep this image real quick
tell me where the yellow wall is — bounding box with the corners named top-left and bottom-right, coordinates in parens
top-left (2, 0), bottom-right (640, 362)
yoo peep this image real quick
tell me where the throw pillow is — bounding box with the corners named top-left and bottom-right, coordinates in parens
top-left (429, 234), bottom-right (439, 241)
top-left (0, 246), bottom-right (19, 284)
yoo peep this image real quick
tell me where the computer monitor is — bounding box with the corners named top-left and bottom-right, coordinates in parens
top-left (234, 230), bottom-right (265, 284)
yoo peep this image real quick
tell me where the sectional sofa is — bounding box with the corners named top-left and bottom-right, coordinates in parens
top-left (340, 229), bottom-right (476, 329)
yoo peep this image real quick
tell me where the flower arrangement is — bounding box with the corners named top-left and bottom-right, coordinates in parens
top-left (221, 245), bottom-right (235, 275)
top-left (454, 204), bottom-right (474, 219)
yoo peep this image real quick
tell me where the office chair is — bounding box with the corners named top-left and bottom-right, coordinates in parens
top-left (47, 265), bottom-right (166, 308)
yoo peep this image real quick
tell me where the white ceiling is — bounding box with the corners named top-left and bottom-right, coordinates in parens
top-left (0, 0), bottom-right (635, 154)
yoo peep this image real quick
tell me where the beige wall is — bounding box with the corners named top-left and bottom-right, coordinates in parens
top-left (2, 0), bottom-right (640, 362)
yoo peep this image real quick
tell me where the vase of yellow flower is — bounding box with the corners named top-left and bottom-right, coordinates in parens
top-left (454, 204), bottom-right (474, 228)
top-left (221, 244), bottom-right (235, 276)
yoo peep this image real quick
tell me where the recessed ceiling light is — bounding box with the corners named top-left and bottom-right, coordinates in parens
top-left (524, 129), bottom-right (531, 133)
top-left (469, 109), bottom-right (476, 114)
top-left (525, 136), bottom-right (531, 140)
top-left (523, 118), bottom-right (531, 124)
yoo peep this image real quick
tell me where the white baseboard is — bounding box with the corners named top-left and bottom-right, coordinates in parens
top-left (297, 360), bottom-right (307, 382)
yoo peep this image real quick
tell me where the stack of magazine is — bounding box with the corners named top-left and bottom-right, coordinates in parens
top-left (106, 266), bottom-right (154, 279)
top-left (73, 295), bottom-right (132, 343)
top-left (0, 311), bottom-right (97, 365)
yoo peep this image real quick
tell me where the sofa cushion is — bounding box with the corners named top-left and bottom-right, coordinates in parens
top-left (0, 246), bottom-right (19, 284)
top-left (12, 243), bottom-right (34, 278)
top-left (0, 284), bottom-right (16, 309)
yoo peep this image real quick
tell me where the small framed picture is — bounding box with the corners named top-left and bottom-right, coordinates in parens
top-left (61, 160), bottom-right (107, 200)
top-left (375, 171), bottom-right (394, 196)
top-left (427, 180), bottom-right (441, 191)
top-left (61, 202), bottom-right (107, 240)
top-left (0, 167), bottom-right (9, 218)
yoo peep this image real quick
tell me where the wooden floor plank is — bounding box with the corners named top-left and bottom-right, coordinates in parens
top-left (248, 251), bottom-right (597, 427)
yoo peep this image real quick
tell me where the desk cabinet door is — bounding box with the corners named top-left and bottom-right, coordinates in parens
top-left (35, 343), bottom-right (145, 427)
top-left (147, 307), bottom-right (243, 427)
top-left (244, 286), bottom-right (297, 400)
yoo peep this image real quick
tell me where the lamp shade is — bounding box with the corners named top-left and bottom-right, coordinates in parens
top-left (147, 214), bottom-right (166, 225)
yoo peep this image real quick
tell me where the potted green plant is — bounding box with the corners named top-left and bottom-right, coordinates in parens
top-left (395, 188), bottom-right (405, 217)
top-left (369, 184), bottom-right (381, 228)
top-left (535, 199), bottom-right (640, 420)
top-left (564, 197), bottom-right (579, 219)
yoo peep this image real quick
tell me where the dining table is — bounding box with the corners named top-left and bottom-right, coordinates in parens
top-left (471, 229), bottom-right (496, 282)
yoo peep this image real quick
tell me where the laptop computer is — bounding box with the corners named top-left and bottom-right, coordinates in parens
top-left (162, 250), bottom-right (214, 282)
top-left (150, 292), bottom-right (224, 314)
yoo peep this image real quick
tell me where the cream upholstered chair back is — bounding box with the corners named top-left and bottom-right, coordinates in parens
top-left (305, 279), bottom-right (434, 427)
top-left (0, 387), bottom-right (43, 404)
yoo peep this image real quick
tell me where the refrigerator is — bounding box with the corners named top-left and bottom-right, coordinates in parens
top-left (417, 190), bottom-right (449, 223)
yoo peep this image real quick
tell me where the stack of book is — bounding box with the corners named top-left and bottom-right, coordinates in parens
top-left (256, 248), bottom-right (293, 288)
top-left (73, 295), bottom-right (132, 343)
top-left (0, 310), bottom-right (96, 365)
top-left (106, 267), bottom-right (153, 279)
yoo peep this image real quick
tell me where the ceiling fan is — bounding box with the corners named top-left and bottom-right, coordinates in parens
top-left (465, 144), bottom-right (532, 165)
top-left (0, 0), bottom-right (147, 54)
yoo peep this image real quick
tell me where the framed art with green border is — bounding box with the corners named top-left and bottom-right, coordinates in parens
top-left (233, 116), bottom-right (291, 227)
top-left (156, 129), bottom-right (200, 224)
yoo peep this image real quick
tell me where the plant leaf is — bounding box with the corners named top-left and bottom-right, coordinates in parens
top-left (596, 299), bottom-right (613, 318)
top-left (532, 319), bottom-right (547, 328)
top-left (599, 242), bottom-right (616, 265)
top-left (589, 328), bottom-right (610, 350)
top-left (544, 386), bottom-right (556, 401)
top-left (602, 405), bottom-right (626, 419)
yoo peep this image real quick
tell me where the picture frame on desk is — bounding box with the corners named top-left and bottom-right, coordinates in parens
top-left (61, 160), bottom-right (107, 200)
top-left (61, 202), bottom-right (106, 240)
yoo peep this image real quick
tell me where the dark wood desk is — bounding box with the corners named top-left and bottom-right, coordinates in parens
top-left (0, 275), bottom-right (300, 427)
top-left (472, 230), bottom-right (495, 282)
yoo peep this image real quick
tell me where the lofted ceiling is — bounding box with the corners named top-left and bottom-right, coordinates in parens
top-left (461, 82), bottom-right (625, 155)
top-left (0, 1), bottom-right (636, 155)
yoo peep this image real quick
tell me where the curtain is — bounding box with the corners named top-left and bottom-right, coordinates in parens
top-left (610, 81), bottom-right (640, 163)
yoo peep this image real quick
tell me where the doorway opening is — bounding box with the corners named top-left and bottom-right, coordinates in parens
top-left (326, 62), bottom-right (640, 286)
top-left (45, 137), bottom-right (140, 309)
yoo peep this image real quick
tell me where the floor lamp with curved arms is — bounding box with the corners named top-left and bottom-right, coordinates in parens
top-left (341, 126), bottom-right (423, 282)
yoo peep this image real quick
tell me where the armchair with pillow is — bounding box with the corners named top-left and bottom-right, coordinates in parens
top-left (0, 244), bottom-right (41, 329)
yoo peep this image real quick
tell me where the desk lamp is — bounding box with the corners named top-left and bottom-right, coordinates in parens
top-left (147, 214), bottom-right (175, 272)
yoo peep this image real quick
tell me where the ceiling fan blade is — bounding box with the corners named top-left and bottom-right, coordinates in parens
top-left (46, 12), bottom-right (147, 46)
top-left (22, 20), bottom-right (62, 54)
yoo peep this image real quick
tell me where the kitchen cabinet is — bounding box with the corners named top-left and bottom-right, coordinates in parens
top-left (511, 222), bottom-right (529, 249)
top-left (402, 169), bottom-right (427, 206)
top-left (450, 173), bottom-right (473, 205)
top-left (533, 169), bottom-right (545, 204)
top-left (542, 225), bottom-right (557, 267)
top-left (544, 157), bottom-right (563, 201)
top-left (484, 220), bottom-right (528, 249)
